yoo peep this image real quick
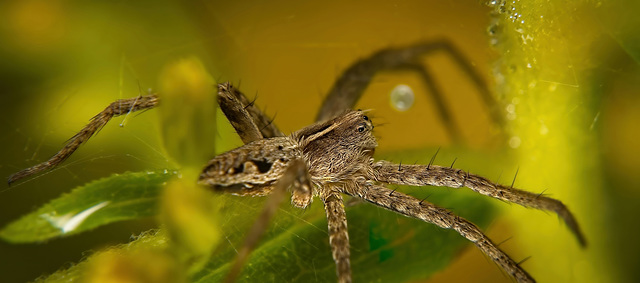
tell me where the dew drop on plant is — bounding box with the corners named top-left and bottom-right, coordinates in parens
top-left (43, 201), bottom-right (111, 233)
top-left (390, 84), bottom-right (415, 112)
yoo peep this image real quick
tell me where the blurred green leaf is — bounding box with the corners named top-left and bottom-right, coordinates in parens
top-left (40, 229), bottom-right (174, 283)
top-left (0, 170), bottom-right (177, 243)
top-left (600, 0), bottom-right (640, 65)
top-left (158, 57), bottom-right (218, 169)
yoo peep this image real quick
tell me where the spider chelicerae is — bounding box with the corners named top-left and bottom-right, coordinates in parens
top-left (8, 41), bottom-right (586, 283)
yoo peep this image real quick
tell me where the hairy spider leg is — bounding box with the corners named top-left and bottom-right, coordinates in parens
top-left (373, 160), bottom-right (587, 246)
top-left (8, 95), bottom-right (159, 184)
top-left (347, 182), bottom-right (535, 283)
top-left (316, 40), bottom-right (504, 143)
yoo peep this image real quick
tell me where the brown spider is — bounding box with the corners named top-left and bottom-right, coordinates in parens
top-left (8, 41), bottom-right (586, 283)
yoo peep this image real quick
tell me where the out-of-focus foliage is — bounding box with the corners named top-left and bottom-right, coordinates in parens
top-left (486, 1), bottom-right (640, 282)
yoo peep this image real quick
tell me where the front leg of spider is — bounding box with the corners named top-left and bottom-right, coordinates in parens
top-left (6, 82), bottom-right (275, 185)
top-left (321, 188), bottom-right (351, 283)
top-left (7, 94), bottom-right (159, 184)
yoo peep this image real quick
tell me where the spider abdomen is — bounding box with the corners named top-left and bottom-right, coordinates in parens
top-left (198, 137), bottom-right (299, 191)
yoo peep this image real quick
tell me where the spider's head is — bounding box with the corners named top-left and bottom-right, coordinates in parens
top-left (349, 109), bottom-right (378, 151)
top-left (294, 109), bottom-right (378, 153)
top-left (295, 109), bottom-right (377, 178)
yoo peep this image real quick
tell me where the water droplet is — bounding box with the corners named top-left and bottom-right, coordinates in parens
top-left (41, 201), bottom-right (110, 233)
top-left (390, 84), bottom-right (415, 112)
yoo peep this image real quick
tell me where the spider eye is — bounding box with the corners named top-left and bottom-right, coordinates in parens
top-left (363, 115), bottom-right (369, 121)
top-left (357, 125), bottom-right (365, 132)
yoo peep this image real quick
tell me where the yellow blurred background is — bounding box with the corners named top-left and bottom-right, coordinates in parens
top-left (0, 0), bottom-right (638, 282)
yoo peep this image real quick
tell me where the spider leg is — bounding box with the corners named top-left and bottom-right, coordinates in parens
top-left (8, 83), bottom-right (281, 184)
top-left (7, 95), bottom-right (159, 184)
top-left (315, 40), bottom-right (502, 137)
top-left (224, 158), bottom-right (312, 283)
top-left (350, 181), bottom-right (535, 283)
top-left (373, 160), bottom-right (587, 247)
top-left (320, 188), bottom-right (351, 283)
top-left (218, 82), bottom-right (283, 142)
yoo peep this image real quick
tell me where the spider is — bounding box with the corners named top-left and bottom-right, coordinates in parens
top-left (8, 41), bottom-right (586, 283)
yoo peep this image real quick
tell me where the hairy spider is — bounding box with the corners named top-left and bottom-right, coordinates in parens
top-left (8, 41), bottom-right (585, 283)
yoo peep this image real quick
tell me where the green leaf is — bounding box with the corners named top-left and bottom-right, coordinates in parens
top-left (0, 170), bottom-right (177, 243)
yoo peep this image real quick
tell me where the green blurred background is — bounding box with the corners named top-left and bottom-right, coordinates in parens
top-left (0, 0), bottom-right (638, 282)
